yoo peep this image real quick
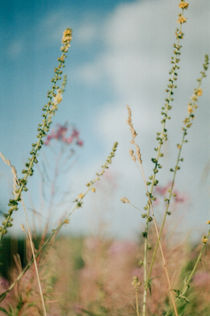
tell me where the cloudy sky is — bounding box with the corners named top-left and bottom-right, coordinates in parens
top-left (0, 0), bottom-right (210, 240)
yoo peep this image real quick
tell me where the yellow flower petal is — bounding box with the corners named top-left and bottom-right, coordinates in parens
top-left (187, 104), bottom-right (193, 114)
top-left (54, 92), bottom-right (63, 105)
top-left (178, 15), bottom-right (187, 24)
top-left (78, 193), bottom-right (85, 199)
top-left (196, 88), bottom-right (203, 96)
top-left (179, 2), bottom-right (189, 9)
top-left (202, 235), bottom-right (208, 244)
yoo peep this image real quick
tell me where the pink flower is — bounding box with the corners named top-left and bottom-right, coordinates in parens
top-left (173, 190), bottom-right (187, 203)
top-left (76, 140), bottom-right (83, 146)
top-left (72, 128), bottom-right (79, 138)
top-left (155, 182), bottom-right (171, 196)
top-left (64, 136), bottom-right (73, 144)
top-left (44, 123), bottom-right (83, 147)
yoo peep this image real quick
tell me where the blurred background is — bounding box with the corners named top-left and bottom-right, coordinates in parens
top-left (0, 0), bottom-right (209, 240)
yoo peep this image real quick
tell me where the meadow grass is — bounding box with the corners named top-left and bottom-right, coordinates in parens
top-left (0, 0), bottom-right (209, 315)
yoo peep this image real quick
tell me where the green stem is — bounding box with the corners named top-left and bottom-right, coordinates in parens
top-left (148, 132), bottom-right (185, 280)
top-left (136, 289), bottom-right (140, 316)
top-left (165, 230), bottom-right (209, 316)
top-left (142, 227), bottom-right (148, 316)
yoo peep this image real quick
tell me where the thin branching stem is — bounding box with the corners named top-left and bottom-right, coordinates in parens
top-left (165, 229), bottom-right (210, 316)
top-left (0, 142), bottom-right (118, 303)
top-left (147, 55), bottom-right (209, 282)
top-left (127, 106), bottom-right (178, 316)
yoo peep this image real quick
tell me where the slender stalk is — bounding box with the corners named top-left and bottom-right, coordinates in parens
top-left (0, 29), bottom-right (72, 239)
top-left (137, 9), bottom-right (188, 313)
top-left (0, 142), bottom-right (118, 303)
top-left (181, 242), bottom-right (207, 296)
top-left (127, 106), bottom-right (178, 316)
top-left (135, 289), bottom-right (140, 316)
top-left (147, 55), bottom-right (209, 281)
top-left (165, 230), bottom-right (209, 316)
top-left (142, 230), bottom-right (148, 316)
top-left (148, 132), bottom-right (185, 280)
top-left (141, 167), bottom-right (179, 316)
top-left (21, 200), bottom-right (47, 316)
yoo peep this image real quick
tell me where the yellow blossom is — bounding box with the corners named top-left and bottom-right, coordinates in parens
top-left (62, 28), bottom-right (72, 44)
top-left (202, 235), bottom-right (208, 244)
top-left (191, 95), bottom-right (198, 102)
top-left (64, 219), bottom-right (69, 224)
top-left (61, 43), bottom-right (70, 53)
top-left (179, 2), bottom-right (189, 9)
top-left (176, 30), bottom-right (184, 39)
top-left (91, 187), bottom-right (96, 193)
top-left (78, 193), bottom-right (85, 199)
top-left (178, 15), bottom-right (187, 24)
top-left (59, 55), bottom-right (65, 62)
top-left (207, 220), bottom-right (210, 225)
top-left (195, 88), bottom-right (203, 96)
top-left (54, 90), bottom-right (63, 105)
top-left (184, 117), bottom-right (190, 125)
top-left (187, 104), bottom-right (193, 114)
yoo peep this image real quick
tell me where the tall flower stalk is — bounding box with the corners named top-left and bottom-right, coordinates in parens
top-left (0, 29), bottom-right (72, 239)
top-left (147, 54), bottom-right (209, 282)
top-left (127, 106), bottom-right (178, 316)
top-left (141, 2), bottom-right (190, 314)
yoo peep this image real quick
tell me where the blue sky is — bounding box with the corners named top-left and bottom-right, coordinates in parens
top-left (0, 0), bottom-right (210, 239)
top-left (0, 0), bottom-right (133, 162)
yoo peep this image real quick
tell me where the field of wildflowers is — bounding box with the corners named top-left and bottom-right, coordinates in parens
top-left (0, 1), bottom-right (209, 315)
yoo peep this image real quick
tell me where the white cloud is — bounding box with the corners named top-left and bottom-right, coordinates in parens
top-left (76, 23), bottom-right (98, 44)
top-left (71, 0), bottom-right (210, 238)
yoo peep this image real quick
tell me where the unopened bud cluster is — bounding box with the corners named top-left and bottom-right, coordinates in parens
top-left (75, 142), bottom-right (118, 209)
top-left (170, 55), bottom-right (209, 177)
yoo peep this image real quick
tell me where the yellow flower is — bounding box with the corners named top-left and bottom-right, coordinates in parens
top-left (178, 15), bottom-right (187, 24)
top-left (78, 193), bottom-right (85, 199)
top-left (195, 88), bottom-right (203, 96)
top-left (64, 219), bottom-right (69, 224)
top-left (54, 90), bottom-right (63, 105)
top-left (207, 220), bottom-right (210, 225)
top-left (191, 95), bottom-right (198, 102)
top-left (62, 28), bottom-right (72, 44)
top-left (176, 30), bottom-right (184, 39)
top-left (91, 187), bottom-right (96, 193)
top-left (187, 104), bottom-right (193, 114)
top-left (59, 55), bottom-right (65, 62)
top-left (179, 2), bottom-right (189, 9)
top-left (61, 43), bottom-right (70, 53)
top-left (184, 117), bottom-right (190, 125)
top-left (202, 235), bottom-right (208, 244)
